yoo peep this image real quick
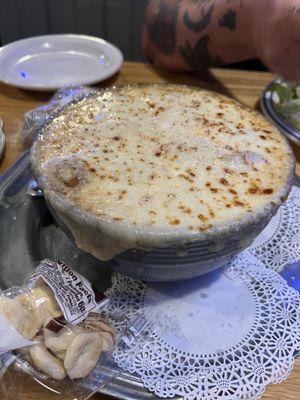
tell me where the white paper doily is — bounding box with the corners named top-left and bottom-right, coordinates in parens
top-left (106, 253), bottom-right (300, 400)
top-left (246, 185), bottom-right (300, 272)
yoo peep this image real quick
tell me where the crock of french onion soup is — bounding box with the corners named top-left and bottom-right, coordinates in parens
top-left (31, 84), bottom-right (295, 260)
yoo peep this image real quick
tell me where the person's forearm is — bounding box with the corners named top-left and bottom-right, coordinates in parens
top-left (142, 0), bottom-right (257, 71)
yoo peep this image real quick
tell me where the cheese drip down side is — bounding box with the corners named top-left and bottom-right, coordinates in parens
top-left (32, 84), bottom-right (294, 260)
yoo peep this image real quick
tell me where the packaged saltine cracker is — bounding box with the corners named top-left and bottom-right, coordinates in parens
top-left (0, 259), bottom-right (147, 399)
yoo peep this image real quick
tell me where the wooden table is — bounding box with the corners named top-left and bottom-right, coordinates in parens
top-left (0, 62), bottom-right (299, 400)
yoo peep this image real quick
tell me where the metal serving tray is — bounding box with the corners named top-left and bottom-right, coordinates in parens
top-left (1, 153), bottom-right (299, 399)
top-left (0, 151), bottom-right (169, 400)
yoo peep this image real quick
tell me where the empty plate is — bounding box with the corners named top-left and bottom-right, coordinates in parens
top-left (0, 118), bottom-right (5, 160)
top-left (0, 34), bottom-right (123, 91)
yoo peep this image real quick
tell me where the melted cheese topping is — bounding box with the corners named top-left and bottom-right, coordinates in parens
top-left (33, 84), bottom-right (294, 259)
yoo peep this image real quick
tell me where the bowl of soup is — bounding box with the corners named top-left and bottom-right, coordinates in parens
top-left (31, 84), bottom-right (295, 281)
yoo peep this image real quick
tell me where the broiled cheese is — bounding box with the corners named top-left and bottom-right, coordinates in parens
top-left (33, 84), bottom-right (294, 259)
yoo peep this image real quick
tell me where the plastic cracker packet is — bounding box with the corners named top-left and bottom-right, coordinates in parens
top-left (0, 353), bottom-right (24, 400)
top-left (0, 259), bottom-right (131, 399)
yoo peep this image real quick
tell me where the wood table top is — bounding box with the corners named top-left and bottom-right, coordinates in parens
top-left (0, 61), bottom-right (299, 400)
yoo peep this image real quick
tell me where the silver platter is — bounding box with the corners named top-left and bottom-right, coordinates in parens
top-left (0, 151), bottom-right (175, 399)
top-left (1, 153), bottom-right (299, 398)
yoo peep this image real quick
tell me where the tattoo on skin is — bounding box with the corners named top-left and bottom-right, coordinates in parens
top-left (226, 0), bottom-right (243, 6)
top-left (219, 9), bottom-right (236, 30)
top-left (289, 5), bottom-right (300, 16)
top-left (180, 35), bottom-right (223, 70)
top-left (147, 0), bottom-right (181, 54)
top-left (184, 3), bottom-right (214, 32)
top-left (188, 0), bottom-right (212, 5)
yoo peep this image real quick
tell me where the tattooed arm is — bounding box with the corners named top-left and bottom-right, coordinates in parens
top-left (142, 0), bottom-right (300, 81)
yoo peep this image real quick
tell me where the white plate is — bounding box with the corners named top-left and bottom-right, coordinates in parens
top-left (261, 78), bottom-right (300, 145)
top-left (0, 34), bottom-right (123, 91)
top-left (0, 118), bottom-right (5, 160)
